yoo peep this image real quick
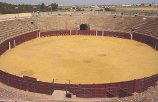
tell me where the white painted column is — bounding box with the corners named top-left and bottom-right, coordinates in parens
top-left (37, 31), bottom-right (39, 38)
top-left (39, 32), bottom-right (41, 38)
top-left (131, 34), bottom-right (133, 40)
top-left (76, 30), bottom-right (78, 35)
top-left (155, 41), bottom-right (157, 50)
top-left (14, 40), bottom-right (16, 47)
top-left (96, 30), bottom-right (97, 36)
top-left (70, 30), bottom-right (71, 35)
top-left (102, 31), bottom-right (104, 36)
top-left (9, 42), bottom-right (11, 50)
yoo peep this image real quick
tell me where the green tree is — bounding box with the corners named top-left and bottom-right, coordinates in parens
top-left (40, 3), bottom-right (46, 12)
top-left (0, 2), bottom-right (59, 14)
top-left (51, 3), bottom-right (58, 11)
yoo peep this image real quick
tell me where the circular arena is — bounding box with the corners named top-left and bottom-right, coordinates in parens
top-left (0, 13), bottom-right (158, 101)
top-left (1, 35), bottom-right (158, 84)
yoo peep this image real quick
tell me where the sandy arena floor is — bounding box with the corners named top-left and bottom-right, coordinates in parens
top-left (0, 35), bottom-right (158, 84)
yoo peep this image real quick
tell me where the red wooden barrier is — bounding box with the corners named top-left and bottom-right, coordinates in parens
top-left (0, 40), bottom-right (9, 56)
top-left (77, 30), bottom-right (96, 35)
top-left (41, 30), bottom-right (70, 37)
top-left (133, 33), bottom-right (156, 48)
top-left (13, 31), bottom-right (38, 46)
top-left (97, 31), bottom-right (104, 36)
top-left (156, 39), bottom-right (158, 51)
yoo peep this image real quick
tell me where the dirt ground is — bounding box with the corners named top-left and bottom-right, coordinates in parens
top-left (0, 13), bottom-right (32, 20)
top-left (0, 35), bottom-right (158, 84)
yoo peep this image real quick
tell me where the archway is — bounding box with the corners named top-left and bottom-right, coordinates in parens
top-left (80, 24), bottom-right (90, 30)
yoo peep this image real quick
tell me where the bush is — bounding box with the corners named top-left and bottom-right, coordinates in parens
top-left (76, 8), bottom-right (84, 11)
top-left (95, 9), bottom-right (103, 11)
top-left (104, 8), bottom-right (115, 11)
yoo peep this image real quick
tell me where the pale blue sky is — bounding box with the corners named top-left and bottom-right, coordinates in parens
top-left (1, 0), bottom-right (158, 6)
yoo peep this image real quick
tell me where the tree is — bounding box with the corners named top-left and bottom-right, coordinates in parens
top-left (40, 3), bottom-right (46, 12)
top-left (51, 3), bottom-right (58, 11)
top-left (0, 2), bottom-right (59, 14)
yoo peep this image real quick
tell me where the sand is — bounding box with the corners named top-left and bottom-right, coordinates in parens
top-left (0, 35), bottom-right (158, 84)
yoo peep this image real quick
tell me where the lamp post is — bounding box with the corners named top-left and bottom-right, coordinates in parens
top-left (33, 6), bottom-right (37, 16)
top-left (33, 6), bottom-right (37, 12)
top-left (74, 23), bottom-right (78, 35)
top-left (37, 4), bottom-right (41, 15)
top-left (65, 22), bottom-right (68, 30)
top-left (65, 80), bottom-right (71, 95)
top-left (152, 6), bottom-right (155, 16)
top-left (52, 78), bottom-right (58, 90)
top-left (15, 6), bottom-right (19, 18)
top-left (48, 6), bottom-right (52, 15)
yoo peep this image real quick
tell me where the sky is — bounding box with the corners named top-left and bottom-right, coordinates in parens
top-left (1, 0), bottom-right (158, 6)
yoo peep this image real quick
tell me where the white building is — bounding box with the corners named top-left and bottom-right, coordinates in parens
top-left (122, 4), bottom-right (132, 7)
top-left (90, 5), bottom-right (100, 8)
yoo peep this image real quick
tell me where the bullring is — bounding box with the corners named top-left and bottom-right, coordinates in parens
top-left (0, 14), bottom-right (158, 99)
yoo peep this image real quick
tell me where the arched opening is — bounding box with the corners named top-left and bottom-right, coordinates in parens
top-left (80, 24), bottom-right (90, 30)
